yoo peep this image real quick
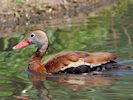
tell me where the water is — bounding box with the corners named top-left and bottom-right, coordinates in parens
top-left (0, 0), bottom-right (133, 100)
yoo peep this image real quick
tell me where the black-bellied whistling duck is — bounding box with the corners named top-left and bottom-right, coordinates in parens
top-left (12, 30), bottom-right (130, 74)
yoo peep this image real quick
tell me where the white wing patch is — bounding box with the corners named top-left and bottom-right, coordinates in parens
top-left (61, 58), bottom-right (107, 71)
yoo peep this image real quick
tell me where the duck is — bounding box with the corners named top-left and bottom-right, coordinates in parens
top-left (12, 30), bottom-right (130, 74)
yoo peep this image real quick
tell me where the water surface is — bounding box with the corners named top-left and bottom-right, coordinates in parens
top-left (0, 0), bottom-right (133, 100)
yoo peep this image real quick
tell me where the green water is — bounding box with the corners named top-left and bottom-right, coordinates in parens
top-left (0, 0), bottom-right (133, 100)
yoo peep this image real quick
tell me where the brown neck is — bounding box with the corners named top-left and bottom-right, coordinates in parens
top-left (28, 44), bottom-right (48, 73)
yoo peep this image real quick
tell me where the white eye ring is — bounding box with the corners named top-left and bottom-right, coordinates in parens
top-left (30, 33), bottom-right (35, 38)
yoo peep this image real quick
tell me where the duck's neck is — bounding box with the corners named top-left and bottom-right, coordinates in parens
top-left (35, 44), bottom-right (48, 59)
top-left (28, 44), bottom-right (48, 73)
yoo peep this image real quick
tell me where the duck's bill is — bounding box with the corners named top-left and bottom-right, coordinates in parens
top-left (12, 38), bottom-right (29, 50)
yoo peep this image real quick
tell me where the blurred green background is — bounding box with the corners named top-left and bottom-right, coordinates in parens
top-left (0, 0), bottom-right (133, 100)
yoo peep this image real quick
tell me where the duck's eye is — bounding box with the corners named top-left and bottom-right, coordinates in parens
top-left (30, 33), bottom-right (35, 38)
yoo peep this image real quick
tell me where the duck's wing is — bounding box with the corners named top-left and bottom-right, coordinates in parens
top-left (84, 52), bottom-right (116, 65)
top-left (43, 51), bottom-right (117, 73)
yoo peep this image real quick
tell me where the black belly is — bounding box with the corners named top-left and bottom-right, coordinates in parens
top-left (54, 61), bottom-right (131, 74)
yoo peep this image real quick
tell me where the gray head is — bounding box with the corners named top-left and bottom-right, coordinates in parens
top-left (13, 30), bottom-right (48, 50)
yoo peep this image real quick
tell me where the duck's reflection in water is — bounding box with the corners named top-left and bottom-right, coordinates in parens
top-left (28, 72), bottom-right (112, 100)
top-left (28, 72), bottom-right (50, 100)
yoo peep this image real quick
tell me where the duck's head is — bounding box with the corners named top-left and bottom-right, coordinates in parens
top-left (13, 30), bottom-right (48, 50)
